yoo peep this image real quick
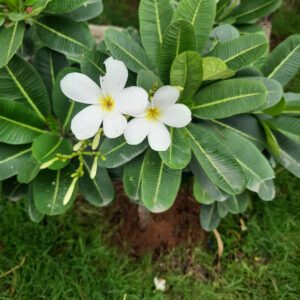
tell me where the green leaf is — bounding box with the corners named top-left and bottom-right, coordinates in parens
top-left (170, 51), bottom-right (203, 101)
top-left (186, 123), bottom-right (246, 195)
top-left (139, 0), bottom-right (174, 65)
top-left (230, 0), bottom-right (282, 24)
top-left (200, 203), bottom-right (221, 231)
top-left (263, 98), bottom-right (286, 116)
top-left (214, 126), bottom-right (275, 201)
top-left (275, 132), bottom-right (300, 178)
top-left (34, 48), bottom-right (68, 94)
top-left (137, 69), bottom-right (163, 91)
top-left (210, 24), bottom-right (240, 42)
top-left (266, 116), bottom-right (300, 144)
top-left (44, 0), bottom-right (86, 14)
top-left (223, 193), bottom-right (249, 214)
top-left (253, 77), bottom-right (283, 110)
top-left (0, 144), bottom-right (31, 181)
top-left (123, 153), bottom-right (147, 202)
top-left (2, 177), bottom-right (28, 202)
top-left (207, 33), bottom-right (268, 70)
top-left (0, 22), bottom-right (24, 68)
top-left (99, 137), bottom-right (148, 168)
top-left (17, 155), bottom-right (40, 184)
top-left (190, 155), bottom-right (228, 203)
top-left (192, 78), bottom-right (267, 119)
top-left (52, 67), bottom-right (85, 132)
top-left (79, 157), bottom-right (115, 207)
top-left (282, 93), bottom-right (300, 115)
top-left (81, 50), bottom-right (107, 82)
top-left (0, 99), bottom-right (47, 145)
top-left (141, 150), bottom-right (181, 213)
top-left (0, 55), bottom-right (50, 123)
top-left (63, 0), bottom-right (103, 22)
top-left (34, 16), bottom-right (94, 58)
top-left (159, 128), bottom-right (191, 169)
top-left (33, 166), bottom-right (78, 215)
top-left (159, 20), bottom-right (196, 83)
top-left (211, 115), bottom-right (265, 150)
top-left (105, 28), bottom-right (155, 73)
top-left (202, 57), bottom-right (234, 81)
top-left (262, 35), bottom-right (300, 87)
top-left (32, 133), bottom-right (72, 170)
top-left (172, 0), bottom-right (216, 52)
top-left (261, 121), bottom-right (281, 157)
top-left (28, 188), bottom-right (44, 223)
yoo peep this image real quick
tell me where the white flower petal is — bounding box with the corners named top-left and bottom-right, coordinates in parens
top-left (161, 104), bottom-right (192, 128)
top-left (100, 57), bottom-right (128, 97)
top-left (71, 105), bottom-right (103, 140)
top-left (148, 123), bottom-right (171, 151)
top-left (152, 86), bottom-right (180, 109)
top-left (103, 111), bottom-right (127, 139)
top-left (60, 73), bottom-right (102, 104)
top-left (115, 87), bottom-right (149, 116)
top-left (124, 118), bottom-right (151, 145)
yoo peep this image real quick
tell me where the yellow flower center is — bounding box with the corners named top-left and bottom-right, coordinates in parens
top-left (146, 107), bottom-right (160, 121)
top-left (99, 95), bottom-right (115, 112)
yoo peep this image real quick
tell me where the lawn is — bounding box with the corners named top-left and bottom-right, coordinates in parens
top-left (1, 1), bottom-right (300, 299)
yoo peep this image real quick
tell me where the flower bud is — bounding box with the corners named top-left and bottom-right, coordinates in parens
top-left (90, 156), bottom-right (98, 179)
top-left (40, 157), bottom-right (59, 169)
top-left (63, 177), bottom-right (78, 206)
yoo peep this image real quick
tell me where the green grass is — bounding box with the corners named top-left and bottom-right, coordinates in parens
top-left (0, 171), bottom-right (299, 300)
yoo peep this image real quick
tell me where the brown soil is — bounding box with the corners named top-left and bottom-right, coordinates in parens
top-left (103, 183), bottom-right (207, 256)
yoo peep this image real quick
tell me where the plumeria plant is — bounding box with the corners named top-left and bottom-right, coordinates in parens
top-left (0, 0), bottom-right (300, 231)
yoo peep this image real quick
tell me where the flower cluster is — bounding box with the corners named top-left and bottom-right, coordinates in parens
top-left (60, 57), bottom-right (192, 151)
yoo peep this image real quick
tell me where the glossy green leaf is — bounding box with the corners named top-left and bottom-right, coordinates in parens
top-left (0, 22), bottom-right (24, 68)
top-left (99, 137), bottom-right (148, 168)
top-left (282, 93), bottom-right (300, 115)
top-left (0, 55), bottom-right (50, 123)
top-left (192, 78), bottom-right (267, 119)
top-left (34, 16), bottom-right (94, 58)
top-left (159, 128), bottom-right (191, 169)
top-left (223, 193), bottom-right (249, 214)
top-left (210, 24), bottom-right (240, 42)
top-left (186, 123), bottom-right (246, 195)
top-left (0, 144), bottom-right (31, 181)
top-left (200, 203), bottom-right (221, 231)
top-left (202, 57), bottom-right (234, 81)
top-left (32, 133), bottom-right (72, 170)
top-left (63, 0), bottom-right (103, 22)
top-left (28, 189), bottom-right (44, 223)
top-left (170, 51), bottom-right (203, 101)
top-left (105, 28), bottom-right (155, 73)
top-left (230, 0), bottom-right (282, 23)
top-left (81, 50), bottom-right (107, 82)
top-left (34, 48), bottom-right (68, 94)
top-left (266, 116), bottom-right (300, 144)
top-left (0, 100), bottom-right (47, 145)
top-left (262, 35), bottom-right (300, 87)
top-left (214, 127), bottom-right (275, 201)
top-left (44, 0), bottom-right (86, 14)
top-left (190, 155), bottom-right (229, 203)
top-left (79, 157), bottom-right (115, 207)
top-left (207, 33), bottom-right (268, 70)
top-left (17, 155), bottom-right (40, 184)
top-left (211, 115), bottom-right (265, 150)
top-left (141, 150), bottom-right (181, 213)
top-left (159, 20), bottom-right (196, 83)
top-left (33, 166), bottom-right (78, 215)
top-left (275, 132), bottom-right (300, 178)
top-left (123, 153), bottom-right (147, 202)
top-left (137, 69), bottom-right (163, 91)
top-left (173, 0), bottom-right (216, 52)
top-left (139, 0), bottom-right (174, 65)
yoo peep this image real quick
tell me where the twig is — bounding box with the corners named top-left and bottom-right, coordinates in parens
top-left (0, 256), bottom-right (27, 279)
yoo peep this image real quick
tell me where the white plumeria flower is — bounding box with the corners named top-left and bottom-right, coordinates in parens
top-left (124, 86), bottom-right (192, 151)
top-left (60, 57), bottom-right (148, 140)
